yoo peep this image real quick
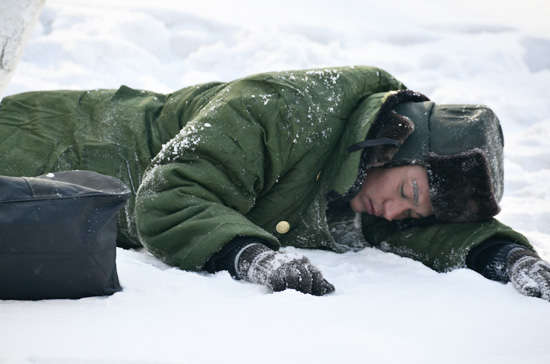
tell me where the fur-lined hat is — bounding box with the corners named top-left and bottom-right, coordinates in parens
top-left (350, 94), bottom-right (504, 222)
top-left (394, 101), bottom-right (504, 222)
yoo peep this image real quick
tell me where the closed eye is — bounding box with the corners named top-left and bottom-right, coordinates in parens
top-left (400, 183), bottom-right (407, 199)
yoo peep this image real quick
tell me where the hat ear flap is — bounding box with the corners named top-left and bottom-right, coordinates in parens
top-left (362, 111), bottom-right (415, 167)
top-left (427, 149), bottom-right (500, 222)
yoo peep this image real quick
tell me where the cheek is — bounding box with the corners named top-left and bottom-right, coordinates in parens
top-left (350, 183), bottom-right (369, 212)
top-left (362, 176), bottom-right (383, 199)
top-left (350, 196), bottom-right (362, 212)
top-left (362, 169), bottom-right (390, 197)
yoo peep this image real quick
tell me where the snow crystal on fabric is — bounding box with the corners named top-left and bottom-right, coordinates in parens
top-left (276, 68), bottom-right (343, 147)
top-left (154, 120), bottom-right (212, 163)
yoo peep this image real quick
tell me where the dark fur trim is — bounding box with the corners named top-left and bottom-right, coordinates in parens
top-left (363, 90), bottom-right (429, 168)
top-left (427, 149), bottom-right (500, 222)
top-left (362, 111), bottom-right (414, 167)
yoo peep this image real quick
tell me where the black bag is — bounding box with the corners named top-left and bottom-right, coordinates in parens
top-left (0, 170), bottom-right (130, 300)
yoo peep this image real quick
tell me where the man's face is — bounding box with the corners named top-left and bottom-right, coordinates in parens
top-left (350, 165), bottom-right (433, 221)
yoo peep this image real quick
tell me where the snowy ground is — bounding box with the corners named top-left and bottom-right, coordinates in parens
top-left (2, 0), bottom-right (550, 363)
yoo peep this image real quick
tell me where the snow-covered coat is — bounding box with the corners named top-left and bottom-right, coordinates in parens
top-left (0, 66), bottom-right (531, 272)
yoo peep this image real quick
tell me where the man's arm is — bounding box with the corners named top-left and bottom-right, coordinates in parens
top-left (466, 238), bottom-right (550, 301)
top-left (134, 83), bottom-right (285, 271)
top-left (361, 215), bottom-right (550, 301)
top-left (134, 66), bottom-right (405, 294)
top-left (361, 215), bottom-right (532, 272)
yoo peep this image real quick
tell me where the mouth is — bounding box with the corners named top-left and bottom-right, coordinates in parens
top-left (364, 196), bottom-right (374, 215)
top-left (365, 197), bottom-right (383, 217)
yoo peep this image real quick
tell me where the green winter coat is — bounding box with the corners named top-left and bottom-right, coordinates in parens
top-left (0, 66), bottom-right (531, 272)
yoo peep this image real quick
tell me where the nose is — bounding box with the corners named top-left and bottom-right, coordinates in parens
top-left (383, 199), bottom-right (409, 221)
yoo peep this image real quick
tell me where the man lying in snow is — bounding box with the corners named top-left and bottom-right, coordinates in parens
top-left (0, 66), bottom-right (549, 300)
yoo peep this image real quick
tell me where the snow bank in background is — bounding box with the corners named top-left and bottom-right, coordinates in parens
top-left (0, 0), bottom-right (44, 96)
top-left (2, 0), bottom-right (550, 363)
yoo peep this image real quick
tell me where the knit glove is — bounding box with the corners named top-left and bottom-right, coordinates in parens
top-left (507, 248), bottom-right (550, 301)
top-left (235, 243), bottom-right (335, 296)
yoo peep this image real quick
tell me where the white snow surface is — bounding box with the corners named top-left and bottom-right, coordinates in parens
top-left (2, 0), bottom-right (550, 363)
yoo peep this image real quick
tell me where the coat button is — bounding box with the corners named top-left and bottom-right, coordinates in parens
top-left (276, 220), bottom-right (290, 234)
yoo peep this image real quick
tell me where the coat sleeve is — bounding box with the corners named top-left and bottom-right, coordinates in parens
top-left (134, 83), bottom-right (283, 271)
top-left (361, 215), bottom-right (533, 272)
top-left (134, 67), bottom-right (405, 271)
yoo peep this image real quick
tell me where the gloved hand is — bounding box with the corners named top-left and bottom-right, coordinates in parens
top-left (466, 239), bottom-right (550, 302)
top-left (235, 243), bottom-right (335, 296)
top-left (507, 248), bottom-right (550, 301)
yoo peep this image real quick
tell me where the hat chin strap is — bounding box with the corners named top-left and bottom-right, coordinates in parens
top-left (347, 137), bottom-right (399, 153)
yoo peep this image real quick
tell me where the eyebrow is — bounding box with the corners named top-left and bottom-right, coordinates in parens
top-left (411, 179), bottom-right (427, 219)
top-left (404, 179), bottom-right (425, 219)
top-left (412, 179), bottom-right (419, 206)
